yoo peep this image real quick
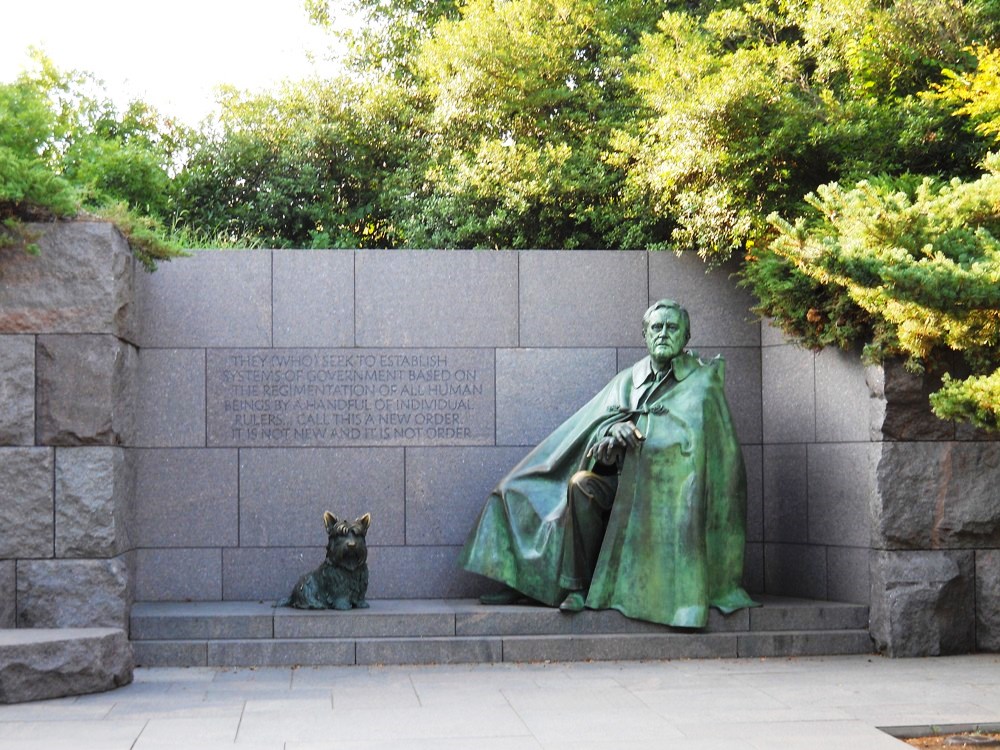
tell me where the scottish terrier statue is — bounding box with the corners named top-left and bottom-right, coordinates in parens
top-left (281, 511), bottom-right (371, 610)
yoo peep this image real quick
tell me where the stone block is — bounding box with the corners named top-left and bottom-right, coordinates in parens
top-left (17, 556), bottom-right (133, 629)
top-left (501, 633), bottom-right (737, 662)
top-left (749, 597), bottom-right (868, 631)
top-left (0, 628), bottom-right (133, 704)
top-left (518, 251), bottom-right (648, 347)
top-left (272, 249), bottom-right (355, 347)
top-left (648, 253), bottom-right (759, 347)
top-left (0, 447), bottom-right (54, 558)
top-left (137, 250), bottom-right (271, 347)
top-left (223, 546), bottom-right (326, 601)
top-left (743, 542), bottom-right (764, 594)
top-left (405, 447), bottom-right (530, 545)
top-left (455, 603), bottom-right (748, 636)
top-left (135, 349), bottom-right (206, 447)
top-left (826, 546), bottom-right (871, 605)
top-left (133, 641), bottom-right (208, 667)
top-left (275, 601), bottom-right (455, 639)
top-left (976, 550), bottom-right (1000, 652)
top-left (356, 637), bottom-right (501, 665)
top-left (205, 348), bottom-right (496, 448)
top-left (808, 443), bottom-right (876, 548)
top-left (496, 347), bottom-right (618, 446)
top-left (869, 549), bottom-right (975, 657)
top-left (764, 543), bottom-right (827, 600)
top-left (55, 447), bottom-right (132, 557)
top-left (208, 639), bottom-right (356, 667)
top-left (355, 250), bottom-right (518, 347)
top-left (743, 444), bottom-right (763, 543)
top-left (238, 448), bottom-right (404, 546)
top-left (0, 561), bottom-right (14, 628)
top-left (368, 545), bottom-right (482, 599)
top-left (0, 335), bottom-right (35, 444)
top-left (816, 346), bottom-right (875, 442)
top-left (0, 221), bottom-right (135, 340)
top-left (134, 449), bottom-right (238, 547)
top-left (869, 359), bottom-right (955, 441)
top-left (762, 444), bottom-right (808, 544)
top-left (761, 318), bottom-right (789, 347)
top-left (131, 601), bottom-right (274, 640)
top-left (135, 548), bottom-right (223, 601)
top-left (873, 441), bottom-right (1000, 549)
top-left (35, 334), bottom-right (137, 445)
top-left (762, 344), bottom-right (816, 444)
top-left (737, 630), bottom-right (872, 658)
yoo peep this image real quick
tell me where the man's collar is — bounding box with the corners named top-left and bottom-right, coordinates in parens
top-left (632, 352), bottom-right (700, 388)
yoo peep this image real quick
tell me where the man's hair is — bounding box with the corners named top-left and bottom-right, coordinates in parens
top-left (642, 299), bottom-right (691, 343)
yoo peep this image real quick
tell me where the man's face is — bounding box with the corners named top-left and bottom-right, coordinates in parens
top-left (644, 307), bottom-right (686, 366)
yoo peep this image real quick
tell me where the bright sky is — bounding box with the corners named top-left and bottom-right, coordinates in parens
top-left (1, 0), bottom-right (350, 125)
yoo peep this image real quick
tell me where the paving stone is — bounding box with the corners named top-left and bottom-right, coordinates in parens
top-left (0, 335), bottom-right (35, 444)
top-left (0, 221), bottom-right (136, 339)
top-left (0, 447), bottom-right (54, 558)
top-left (0, 628), bottom-right (133, 704)
top-left (35, 334), bottom-right (137, 445)
top-left (55, 447), bottom-right (132, 557)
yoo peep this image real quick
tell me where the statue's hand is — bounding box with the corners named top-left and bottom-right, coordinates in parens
top-left (608, 420), bottom-right (644, 449)
top-left (588, 422), bottom-right (643, 465)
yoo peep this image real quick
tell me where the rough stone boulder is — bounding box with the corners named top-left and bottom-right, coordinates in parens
top-left (0, 628), bottom-right (133, 704)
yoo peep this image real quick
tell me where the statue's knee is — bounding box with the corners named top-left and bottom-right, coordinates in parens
top-left (569, 470), bottom-right (598, 494)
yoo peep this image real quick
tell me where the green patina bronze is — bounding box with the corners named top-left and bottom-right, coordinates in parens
top-left (459, 299), bottom-right (757, 628)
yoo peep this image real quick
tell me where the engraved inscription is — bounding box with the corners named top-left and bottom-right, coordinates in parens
top-left (207, 349), bottom-right (494, 446)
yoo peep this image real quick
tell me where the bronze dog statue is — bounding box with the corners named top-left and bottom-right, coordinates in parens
top-left (280, 511), bottom-right (371, 610)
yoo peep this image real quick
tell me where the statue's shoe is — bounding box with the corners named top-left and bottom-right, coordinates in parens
top-left (558, 591), bottom-right (586, 613)
top-left (479, 586), bottom-right (522, 605)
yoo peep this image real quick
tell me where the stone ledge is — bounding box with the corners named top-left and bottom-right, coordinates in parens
top-left (0, 627), bottom-right (133, 704)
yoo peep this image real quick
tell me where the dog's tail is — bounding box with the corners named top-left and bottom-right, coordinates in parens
top-left (275, 596), bottom-right (292, 608)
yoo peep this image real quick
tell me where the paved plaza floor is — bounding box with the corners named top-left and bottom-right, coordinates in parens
top-left (1, 654), bottom-right (999, 749)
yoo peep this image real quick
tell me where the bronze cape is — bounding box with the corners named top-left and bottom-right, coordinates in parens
top-left (459, 351), bottom-right (757, 627)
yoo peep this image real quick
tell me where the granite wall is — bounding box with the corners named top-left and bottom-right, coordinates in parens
top-left (128, 248), bottom-right (767, 603)
top-left (0, 222), bottom-right (137, 630)
top-left (6, 222), bottom-right (998, 657)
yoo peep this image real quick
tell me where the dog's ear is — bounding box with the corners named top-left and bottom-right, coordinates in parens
top-left (323, 511), bottom-right (338, 535)
top-left (356, 513), bottom-right (371, 534)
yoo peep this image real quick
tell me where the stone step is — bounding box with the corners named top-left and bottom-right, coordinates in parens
top-left (0, 628), bottom-right (133, 704)
top-left (131, 596), bottom-right (872, 667)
